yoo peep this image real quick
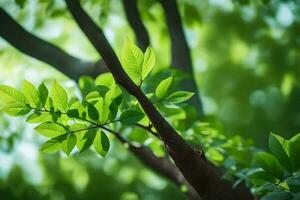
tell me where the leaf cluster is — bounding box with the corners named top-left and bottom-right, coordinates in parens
top-left (0, 41), bottom-right (195, 158)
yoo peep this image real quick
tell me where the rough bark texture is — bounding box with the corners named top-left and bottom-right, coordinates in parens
top-left (160, 0), bottom-right (203, 115)
top-left (0, 7), bottom-right (108, 80)
top-left (64, 1), bottom-right (253, 199)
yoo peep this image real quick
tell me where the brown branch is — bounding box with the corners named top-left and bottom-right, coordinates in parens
top-left (0, 7), bottom-right (108, 80)
top-left (159, 0), bottom-right (203, 115)
top-left (0, 6), bottom-right (200, 199)
top-left (122, 0), bottom-right (150, 51)
top-left (64, 1), bottom-right (253, 199)
top-left (129, 145), bottom-right (202, 200)
top-left (102, 127), bottom-right (202, 200)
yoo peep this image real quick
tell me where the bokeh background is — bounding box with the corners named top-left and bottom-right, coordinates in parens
top-left (0, 0), bottom-right (300, 199)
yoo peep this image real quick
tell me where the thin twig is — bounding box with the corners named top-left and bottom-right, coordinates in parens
top-left (135, 123), bottom-right (159, 138)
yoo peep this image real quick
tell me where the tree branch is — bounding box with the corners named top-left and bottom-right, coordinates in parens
top-left (31, 95), bottom-right (200, 199)
top-left (159, 0), bottom-right (203, 115)
top-left (135, 123), bottom-right (159, 138)
top-left (103, 127), bottom-right (202, 200)
top-left (0, 6), bottom-right (200, 199)
top-left (122, 0), bottom-right (150, 51)
top-left (64, 1), bottom-right (253, 199)
top-left (129, 146), bottom-right (202, 200)
top-left (0, 7), bottom-right (108, 80)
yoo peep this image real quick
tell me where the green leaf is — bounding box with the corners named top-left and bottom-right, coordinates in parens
top-left (38, 83), bottom-right (48, 107)
top-left (40, 134), bottom-right (68, 153)
top-left (108, 94), bottom-right (122, 121)
top-left (77, 129), bottom-right (97, 152)
top-left (250, 170), bottom-right (277, 185)
top-left (114, 93), bottom-right (123, 106)
top-left (0, 85), bottom-right (31, 116)
top-left (268, 133), bottom-right (292, 172)
top-left (79, 76), bottom-right (95, 97)
top-left (95, 88), bottom-right (117, 124)
top-left (69, 124), bottom-right (87, 150)
top-left (120, 110), bottom-right (145, 125)
top-left (23, 80), bottom-right (41, 107)
top-left (155, 77), bottom-right (172, 99)
top-left (85, 91), bottom-right (101, 102)
top-left (94, 131), bottom-right (110, 157)
top-left (51, 82), bottom-right (68, 111)
top-left (286, 175), bottom-right (300, 192)
top-left (70, 123), bottom-right (88, 132)
top-left (50, 111), bottom-right (59, 122)
top-left (108, 103), bottom-right (118, 121)
top-left (95, 73), bottom-right (116, 88)
top-left (287, 133), bottom-right (300, 170)
top-left (67, 109), bottom-right (80, 118)
top-left (142, 47), bottom-right (155, 80)
top-left (34, 122), bottom-right (67, 138)
top-left (93, 98), bottom-right (104, 121)
top-left (26, 112), bottom-right (52, 123)
top-left (2, 103), bottom-right (31, 116)
top-left (45, 98), bottom-right (54, 112)
top-left (70, 101), bottom-right (85, 117)
top-left (261, 191), bottom-right (292, 200)
top-left (255, 152), bottom-right (285, 179)
top-left (166, 91), bottom-right (194, 104)
top-left (122, 38), bottom-right (144, 85)
top-left (102, 88), bottom-right (121, 123)
top-left (95, 85), bottom-right (111, 97)
top-left (62, 134), bottom-right (77, 156)
top-left (87, 103), bottom-right (99, 121)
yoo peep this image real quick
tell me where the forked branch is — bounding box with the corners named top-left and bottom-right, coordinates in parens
top-left (64, 0), bottom-right (253, 199)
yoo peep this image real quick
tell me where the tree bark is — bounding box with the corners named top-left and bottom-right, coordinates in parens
top-left (0, 6), bottom-right (202, 199)
top-left (64, 1), bottom-right (253, 199)
top-left (106, 127), bottom-right (202, 200)
top-left (160, 0), bottom-right (203, 115)
top-left (122, 0), bottom-right (150, 51)
top-left (0, 7), bottom-right (108, 80)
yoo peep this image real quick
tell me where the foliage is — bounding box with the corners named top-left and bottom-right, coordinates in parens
top-left (246, 133), bottom-right (300, 199)
top-left (190, 125), bottom-right (300, 199)
top-left (1, 39), bottom-right (300, 200)
top-left (1, 0), bottom-right (300, 199)
top-left (0, 41), bottom-right (194, 159)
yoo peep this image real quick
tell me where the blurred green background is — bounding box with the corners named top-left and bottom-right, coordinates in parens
top-left (0, 0), bottom-right (300, 199)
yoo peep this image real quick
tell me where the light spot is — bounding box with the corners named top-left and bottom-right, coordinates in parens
top-left (276, 4), bottom-right (293, 27)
